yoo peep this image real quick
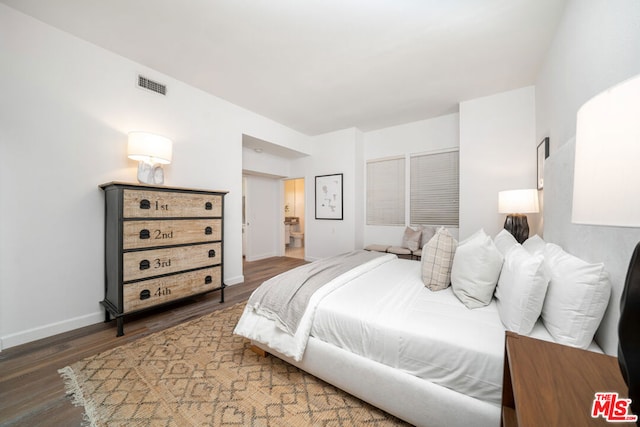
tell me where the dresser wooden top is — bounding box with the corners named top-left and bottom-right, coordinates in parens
top-left (100, 181), bottom-right (228, 194)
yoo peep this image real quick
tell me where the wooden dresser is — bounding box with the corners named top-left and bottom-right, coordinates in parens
top-left (501, 331), bottom-right (635, 426)
top-left (100, 182), bottom-right (228, 336)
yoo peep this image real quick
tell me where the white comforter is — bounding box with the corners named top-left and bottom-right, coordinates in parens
top-left (236, 256), bottom-right (595, 405)
top-left (311, 258), bottom-right (508, 403)
top-left (233, 253), bottom-right (397, 361)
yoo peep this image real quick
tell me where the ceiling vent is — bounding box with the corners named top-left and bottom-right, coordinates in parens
top-left (137, 75), bottom-right (166, 96)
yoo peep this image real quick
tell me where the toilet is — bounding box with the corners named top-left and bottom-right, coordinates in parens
top-left (291, 231), bottom-right (304, 248)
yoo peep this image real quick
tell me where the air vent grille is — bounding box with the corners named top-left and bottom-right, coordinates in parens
top-left (138, 75), bottom-right (166, 95)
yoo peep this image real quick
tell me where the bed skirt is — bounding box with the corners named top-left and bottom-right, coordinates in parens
top-left (255, 337), bottom-right (501, 427)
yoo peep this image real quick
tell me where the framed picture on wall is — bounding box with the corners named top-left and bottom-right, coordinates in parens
top-left (537, 137), bottom-right (549, 190)
top-left (315, 173), bottom-right (343, 220)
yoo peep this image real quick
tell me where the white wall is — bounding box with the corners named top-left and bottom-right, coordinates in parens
top-left (0, 5), bottom-right (309, 349)
top-left (459, 86), bottom-right (537, 240)
top-left (362, 114), bottom-right (460, 246)
top-left (535, 0), bottom-right (640, 355)
top-left (242, 146), bottom-right (291, 178)
top-left (291, 128), bottom-right (362, 261)
top-left (353, 130), bottom-right (365, 250)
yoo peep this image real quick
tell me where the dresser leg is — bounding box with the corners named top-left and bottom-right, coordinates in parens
top-left (116, 318), bottom-right (124, 337)
top-left (104, 310), bottom-right (111, 323)
top-left (220, 286), bottom-right (225, 303)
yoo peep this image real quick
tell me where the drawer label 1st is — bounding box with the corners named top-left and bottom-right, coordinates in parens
top-left (123, 190), bottom-right (223, 218)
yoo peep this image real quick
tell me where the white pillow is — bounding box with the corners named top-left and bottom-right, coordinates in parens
top-left (421, 227), bottom-right (457, 291)
top-left (495, 245), bottom-right (548, 334)
top-left (541, 243), bottom-right (611, 349)
top-left (402, 226), bottom-right (422, 251)
top-left (523, 234), bottom-right (546, 255)
top-left (451, 229), bottom-right (504, 308)
top-left (419, 225), bottom-right (438, 248)
top-left (494, 229), bottom-right (518, 256)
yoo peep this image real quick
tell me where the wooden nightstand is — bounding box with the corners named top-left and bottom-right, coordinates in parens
top-left (501, 331), bottom-right (636, 426)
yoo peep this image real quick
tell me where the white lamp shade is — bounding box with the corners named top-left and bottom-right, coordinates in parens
top-left (572, 73), bottom-right (640, 227)
top-left (127, 132), bottom-right (173, 165)
top-left (498, 189), bottom-right (539, 214)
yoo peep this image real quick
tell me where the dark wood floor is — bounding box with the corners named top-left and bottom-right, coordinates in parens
top-left (0, 256), bottom-right (307, 427)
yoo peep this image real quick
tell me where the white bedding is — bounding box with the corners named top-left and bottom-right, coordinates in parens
top-left (311, 258), bottom-right (508, 404)
top-left (233, 252), bottom-right (396, 361)
top-left (237, 256), bottom-right (603, 407)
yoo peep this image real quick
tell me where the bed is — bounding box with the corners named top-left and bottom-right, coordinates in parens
top-left (234, 230), bottom-right (611, 427)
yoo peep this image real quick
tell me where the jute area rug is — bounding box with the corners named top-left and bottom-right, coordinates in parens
top-left (59, 303), bottom-right (409, 426)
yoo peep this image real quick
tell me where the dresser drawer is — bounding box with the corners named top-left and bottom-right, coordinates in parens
top-left (123, 266), bottom-right (221, 313)
top-left (123, 190), bottom-right (223, 218)
top-left (123, 219), bottom-right (221, 250)
top-left (123, 242), bottom-right (222, 282)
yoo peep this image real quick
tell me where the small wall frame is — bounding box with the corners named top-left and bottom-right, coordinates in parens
top-left (315, 173), bottom-right (343, 220)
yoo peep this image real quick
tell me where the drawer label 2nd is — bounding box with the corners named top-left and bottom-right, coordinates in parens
top-left (123, 219), bottom-right (221, 249)
top-left (154, 229), bottom-right (174, 240)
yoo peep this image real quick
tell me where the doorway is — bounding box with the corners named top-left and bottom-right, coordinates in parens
top-left (284, 178), bottom-right (305, 259)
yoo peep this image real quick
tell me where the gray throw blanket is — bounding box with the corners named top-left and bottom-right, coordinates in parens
top-left (247, 250), bottom-right (387, 335)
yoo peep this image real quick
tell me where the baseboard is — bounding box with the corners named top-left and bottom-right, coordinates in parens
top-left (0, 311), bottom-right (104, 351)
top-left (224, 275), bottom-right (244, 286)
top-left (1, 275), bottom-right (247, 352)
top-left (245, 252), bottom-right (278, 262)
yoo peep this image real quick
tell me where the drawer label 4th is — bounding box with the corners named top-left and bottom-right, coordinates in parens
top-left (154, 287), bottom-right (171, 297)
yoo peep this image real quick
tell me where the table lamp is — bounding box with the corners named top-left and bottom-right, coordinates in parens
top-left (127, 131), bottom-right (173, 184)
top-left (498, 189), bottom-right (539, 243)
top-left (572, 73), bottom-right (640, 414)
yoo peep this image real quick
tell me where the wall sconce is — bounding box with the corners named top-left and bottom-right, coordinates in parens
top-left (127, 131), bottom-right (173, 185)
top-left (572, 73), bottom-right (640, 414)
top-left (498, 188), bottom-right (539, 243)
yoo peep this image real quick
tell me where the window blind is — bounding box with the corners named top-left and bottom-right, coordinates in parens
top-left (366, 157), bottom-right (405, 225)
top-left (410, 150), bottom-right (459, 226)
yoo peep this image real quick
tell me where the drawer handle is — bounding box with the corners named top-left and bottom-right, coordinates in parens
top-left (205, 202), bottom-right (213, 210)
top-left (139, 260), bottom-right (150, 270)
top-left (140, 199), bottom-right (151, 209)
top-left (140, 290), bottom-right (151, 300)
top-left (205, 226), bottom-right (213, 235)
top-left (208, 249), bottom-right (216, 258)
top-left (139, 229), bottom-right (150, 239)
top-left (205, 276), bottom-right (212, 284)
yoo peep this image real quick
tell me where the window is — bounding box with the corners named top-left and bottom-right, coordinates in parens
top-left (410, 150), bottom-right (459, 226)
top-left (366, 157), bottom-right (405, 225)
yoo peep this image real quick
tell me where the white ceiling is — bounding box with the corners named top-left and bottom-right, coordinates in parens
top-left (2, 0), bottom-right (567, 136)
